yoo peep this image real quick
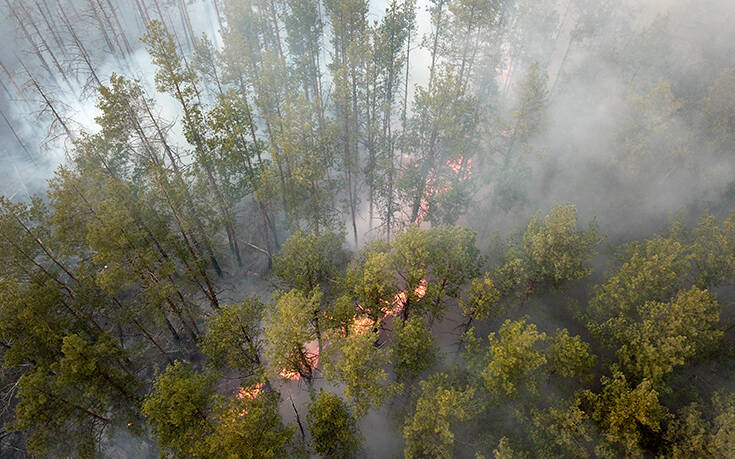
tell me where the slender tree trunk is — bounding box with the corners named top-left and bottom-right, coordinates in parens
top-left (6, 0), bottom-right (54, 81)
top-left (33, 0), bottom-right (67, 61)
top-left (87, 0), bottom-right (119, 60)
top-left (23, 64), bottom-right (75, 146)
top-left (18, 0), bottom-right (76, 96)
top-left (1, 109), bottom-right (36, 165)
top-left (143, 103), bottom-right (225, 278)
top-left (104, 0), bottom-right (135, 56)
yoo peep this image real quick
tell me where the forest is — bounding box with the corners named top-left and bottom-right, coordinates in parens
top-left (1, 0), bottom-right (735, 457)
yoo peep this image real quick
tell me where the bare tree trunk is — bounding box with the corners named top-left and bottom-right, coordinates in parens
top-left (22, 62), bottom-right (76, 149)
top-left (0, 60), bottom-right (31, 108)
top-left (17, 0), bottom-right (76, 96)
top-left (179, 0), bottom-right (197, 50)
top-left (428, 0), bottom-right (446, 91)
top-left (211, 0), bottom-right (224, 31)
top-left (0, 109), bottom-right (37, 165)
top-left (87, 0), bottom-right (118, 59)
top-left (33, 0), bottom-right (67, 61)
top-left (133, 0), bottom-right (151, 25)
top-left (59, 6), bottom-right (103, 90)
top-left (5, 0), bottom-right (54, 81)
top-left (104, 0), bottom-right (135, 56)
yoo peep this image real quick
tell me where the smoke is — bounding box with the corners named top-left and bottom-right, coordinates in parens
top-left (464, 0), bottom-right (735, 247)
top-left (2, 0), bottom-right (735, 456)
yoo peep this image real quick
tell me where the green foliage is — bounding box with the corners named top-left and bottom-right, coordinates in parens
top-left (342, 247), bottom-right (400, 321)
top-left (583, 371), bottom-right (670, 457)
top-left (142, 362), bottom-right (294, 459)
top-left (481, 319), bottom-right (547, 398)
top-left (142, 362), bottom-right (217, 457)
top-left (273, 231), bottom-right (344, 292)
top-left (307, 391), bottom-right (362, 458)
top-left (403, 373), bottom-right (476, 459)
top-left (663, 392), bottom-right (735, 457)
top-left (391, 225), bottom-right (481, 320)
top-left (493, 436), bottom-right (529, 459)
top-left (589, 236), bottom-right (690, 324)
top-left (12, 366), bottom-right (99, 458)
top-left (200, 297), bottom-right (265, 377)
top-left (393, 315), bottom-right (439, 380)
top-left (531, 395), bottom-right (596, 458)
top-left (323, 330), bottom-right (397, 417)
top-left (522, 204), bottom-right (600, 289)
top-left (512, 61), bottom-right (549, 141)
top-left (459, 273), bottom-right (502, 322)
top-left (3, 0), bottom-right (735, 456)
top-left (614, 287), bottom-right (722, 385)
top-left (206, 391), bottom-right (295, 459)
top-left (686, 213), bottom-right (735, 288)
top-left (142, 20), bottom-right (197, 97)
top-left (265, 289), bottom-right (321, 382)
top-left (487, 204), bottom-right (599, 305)
top-left (547, 328), bottom-right (596, 379)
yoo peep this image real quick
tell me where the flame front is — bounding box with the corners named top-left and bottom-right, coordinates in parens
top-left (385, 278), bottom-right (428, 317)
top-left (238, 382), bottom-right (264, 401)
top-left (280, 340), bottom-right (320, 381)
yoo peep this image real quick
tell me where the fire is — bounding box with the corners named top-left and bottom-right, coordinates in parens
top-left (447, 156), bottom-right (472, 175)
top-left (385, 278), bottom-right (428, 317)
top-left (280, 340), bottom-right (320, 381)
top-left (414, 156), bottom-right (472, 224)
top-left (414, 278), bottom-right (428, 298)
top-left (350, 315), bottom-right (374, 334)
top-left (237, 382), bottom-right (264, 401)
top-left (235, 382), bottom-right (265, 417)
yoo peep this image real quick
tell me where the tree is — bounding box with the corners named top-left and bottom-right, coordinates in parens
top-left (392, 315), bottom-right (439, 381)
top-left (324, 0), bottom-right (369, 245)
top-left (143, 362), bottom-right (294, 459)
top-left (340, 242), bottom-right (400, 324)
top-left (531, 395), bottom-right (596, 458)
top-left (206, 391), bottom-right (296, 458)
top-left (368, 0), bottom-right (415, 237)
top-left (142, 361), bottom-right (217, 457)
top-left (493, 437), bottom-right (528, 459)
top-left (400, 67), bottom-right (479, 225)
top-left (488, 204), bottom-right (600, 305)
top-left (403, 372), bottom-right (476, 459)
top-left (479, 319), bottom-right (547, 398)
top-left (546, 328), bottom-right (595, 380)
top-left (143, 20), bottom-right (244, 267)
top-left (422, 226), bottom-right (482, 319)
top-left (273, 231), bottom-right (344, 293)
top-left (663, 392), bottom-right (735, 457)
top-left (583, 370), bottom-right (670, 457)
top-left (323, 330), bottom-right (397, 417)
top-left (458, 273), bottom-right (502, 333)
top-left (522, 204), bottom-right (600, 289)
top-left (307, 391), bottom-right (362, 458)
top-left (199, 297), bottom-right (266, 379)
top-left (390, 225), bottom-right (481, 321)
top-left (269, 95), bottom-right (340, 233)
top-left (265, 289), bottom-right (321, 383)
top-left (612, 287), bottom-right (722, 386)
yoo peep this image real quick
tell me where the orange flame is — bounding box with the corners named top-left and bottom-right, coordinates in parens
top-left (414, 156), bottom-right (472, 224)
top-left (350, 315), bottom-right (374, 334)
top-left (237, 382), bottom-right (264, 401)
top-left (280, 340), bottom-right (320, 381)
top-left (235, 382), bottom-right (265, 417)
top-left (385, 278), bottom-right (428, 317)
